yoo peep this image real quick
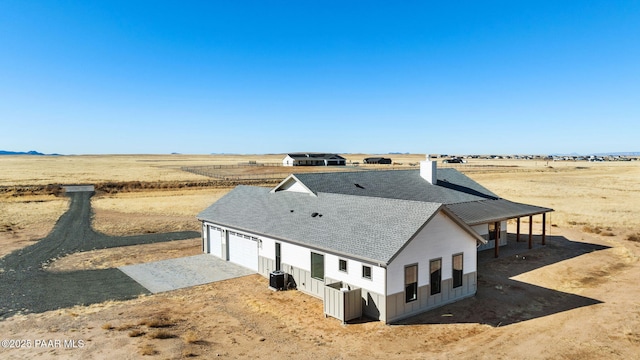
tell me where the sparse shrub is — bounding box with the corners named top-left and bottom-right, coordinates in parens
top-left (44, 184), bottom-right (62, 197)
top-left (148, 329), bottom-right (175, 339)
top-left (627, 233), bottom-right (640, 242)
top-left (128, 329), bottom-right (145, 337)
top-left (139, 316), bottom-right (176, 328)
top-left (0, 222), bottom-right (20, 232)
top-left (139, 344), bottom-right (157, 356)
top-left (582, 225), bottom-right (602, 234)
top-left (183, 330), bottom-right (200, 344)
top-left (182, 348), bottom-right (198, 357)
top-left (116, 323), bottom-right (136, 331)
top-left (582, 225), bottom-right (615, 236)
top-left (101, 323), bottom-right (114, 330)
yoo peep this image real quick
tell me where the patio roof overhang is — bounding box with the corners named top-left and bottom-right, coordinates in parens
top-left (445, 199), bottom-right (554, 226)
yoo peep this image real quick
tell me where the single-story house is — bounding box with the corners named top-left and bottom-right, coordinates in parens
top-left (363, 157), bottom-right (392, 164)
top-left (282, 153), bottom-right (346, 166)
top-left (197, 156), bottom-right (552, 323)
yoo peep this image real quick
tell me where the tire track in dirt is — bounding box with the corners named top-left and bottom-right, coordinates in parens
top-left (0, 190), bottom-right (199, 320)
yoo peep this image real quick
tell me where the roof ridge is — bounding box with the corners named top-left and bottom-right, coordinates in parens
top-left (293, 168), bottom-right (417, 177)
top-left (316, 191), bottom-right (443, 207)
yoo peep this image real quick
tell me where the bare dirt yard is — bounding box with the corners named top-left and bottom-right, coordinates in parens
top-left (1, 155), bottom-right (639, 359)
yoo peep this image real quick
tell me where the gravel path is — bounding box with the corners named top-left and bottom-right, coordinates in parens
top-left (0, 190), bottom-right (199, 320)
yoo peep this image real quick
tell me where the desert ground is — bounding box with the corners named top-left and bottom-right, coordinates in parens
top-left (1, 154), bottom-right (639, 359)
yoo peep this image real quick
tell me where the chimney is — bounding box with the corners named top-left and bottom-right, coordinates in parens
top-left (420, 155), bottom-right (437, 184)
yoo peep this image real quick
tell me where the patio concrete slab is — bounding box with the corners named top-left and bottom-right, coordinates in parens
top-left (119, 254), bottom-right (255, 293)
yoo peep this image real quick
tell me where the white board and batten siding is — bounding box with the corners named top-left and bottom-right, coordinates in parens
top-left (202, 223), bottom-right (208, 253)
top-left (324, 254), bottom-right (385, 295)
top-left (387, 211), bottom-right (478, 295)
top-left (257, 235), bottom-right (386, 299)
top-left (383, 211), bottom-right (479, 322)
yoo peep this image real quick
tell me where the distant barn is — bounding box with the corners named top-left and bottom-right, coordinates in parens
top-left (363, 157), bottom-right (392, 164)
top-left (282, 153), bottom-right (346, 166)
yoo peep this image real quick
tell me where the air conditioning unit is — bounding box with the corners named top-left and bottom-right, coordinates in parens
top-left (269, 270), bottom-right (286, 291)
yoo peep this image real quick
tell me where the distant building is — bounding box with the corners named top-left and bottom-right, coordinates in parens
top-left (363, 157), bottom-right (392, 164)
top-left (282, 153), bottom-right (346, 166)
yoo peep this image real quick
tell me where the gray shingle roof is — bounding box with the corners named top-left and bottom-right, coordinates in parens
top-left (197, 185), bottom-right (445, 264)
top-left (291, 169), bottom-right (499, 204)
top-left (288, 169), bottom-right (552, 224)
top-left (198, 168), bottom-right (552, 264)
top-left (446, 199), bottom-right (554, 226)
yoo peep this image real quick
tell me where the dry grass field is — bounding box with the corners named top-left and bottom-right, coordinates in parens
top-left (0, 154), bottom-right (424, 186)
top-left (0, 195), bottom-right (69, 257)
top-left (469, 161), bottom-right (640, 235)
top-left (1, 154), bottom-right (639, 359)
top-left (91, 188), bottom-right (232, 236)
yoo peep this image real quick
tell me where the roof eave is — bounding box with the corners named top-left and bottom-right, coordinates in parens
top-left (464, 208), bottom-right (555, 226)
top-left (197, 219), bottom-right (388, 267)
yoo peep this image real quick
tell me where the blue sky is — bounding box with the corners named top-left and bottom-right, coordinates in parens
top-left (1, 1), bottom-right (638, 155)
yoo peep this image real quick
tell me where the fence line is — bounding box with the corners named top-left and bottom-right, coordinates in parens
top-left (180, 166), bottom-right (291, 180)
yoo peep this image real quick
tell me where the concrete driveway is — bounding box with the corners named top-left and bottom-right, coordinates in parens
top-left (119, 254), bottom-right (255, 293)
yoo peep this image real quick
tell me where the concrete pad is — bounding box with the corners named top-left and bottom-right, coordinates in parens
top-left (64, 185), bottom-right (95, 192)
top-left (119, 254), bottom-right (255, 293)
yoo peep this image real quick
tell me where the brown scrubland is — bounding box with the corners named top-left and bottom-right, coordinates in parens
top-left (0, 154), bottom-right (639, 359)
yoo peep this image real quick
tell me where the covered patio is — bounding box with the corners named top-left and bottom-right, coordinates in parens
top-left (447, 199), bottom-right (554, 258)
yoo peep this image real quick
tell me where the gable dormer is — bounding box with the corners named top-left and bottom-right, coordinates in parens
top-left (271, 174), bottom-right (317, 196)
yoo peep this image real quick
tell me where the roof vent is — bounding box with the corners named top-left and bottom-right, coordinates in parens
top-left (290, 210), bottom-right (294, 213)
top-left (311, 212), bottom-right (319, 217)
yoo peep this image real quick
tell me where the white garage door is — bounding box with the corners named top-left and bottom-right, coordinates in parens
top-left (228, 233), bottom-right (258, 272)
top-left (208, 225), bottom-right (223, 258)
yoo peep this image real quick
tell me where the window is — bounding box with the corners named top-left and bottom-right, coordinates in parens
top-left (430, 259), bottom-right (442, 295)
top-left (311, 252), bottom-right (324, 280)
top-left (405, 264), bottom-right (418, 303)
top-left (362, 265), bottom-right (372, 280)
top-left (452, 253), bottom-right (463, 288)
top-left (338, 259), bottom-right (347, 272)
top-left (275, 243), bottom-right (281, 271)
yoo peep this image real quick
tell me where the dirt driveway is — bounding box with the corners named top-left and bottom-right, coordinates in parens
top-left (0, 190), bottom-right (199, 320)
